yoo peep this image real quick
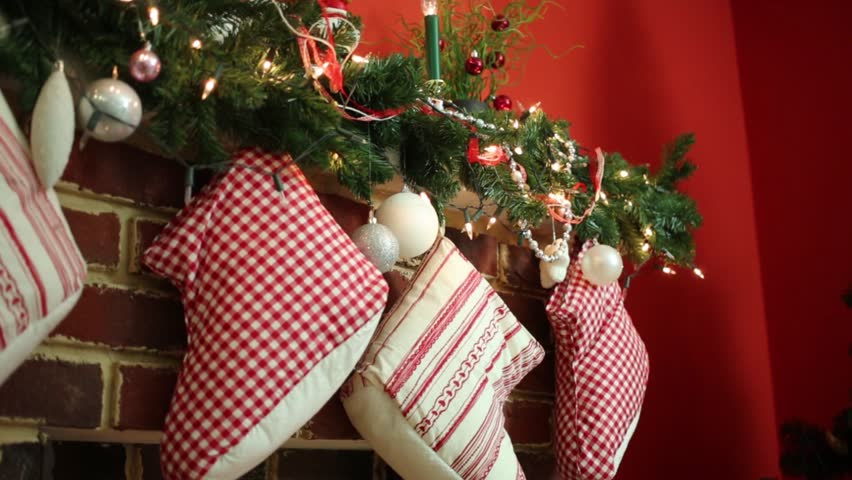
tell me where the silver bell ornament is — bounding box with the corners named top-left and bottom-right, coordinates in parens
top-left (581, 244), bottom-right (624, 286)
top-left (351, 218), bottom-right (400, 273)
top-left (77, 72), bottom-right (142, 146)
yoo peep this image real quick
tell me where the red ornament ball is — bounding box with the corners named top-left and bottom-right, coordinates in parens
top-left (491, 14), bottom-right (510, 32)
top-left (465, 55), bottom-right (485, 75)
top-left (493, 94), bottom-right (512, 111)
top-left (488, 51), bottom-right (506, 69)
top-left (439, 39), bottom-right (446, 52)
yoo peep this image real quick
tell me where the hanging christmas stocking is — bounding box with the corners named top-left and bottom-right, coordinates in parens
top-left (143, 148), bottom-right (388, 480)
top-left (0, 90), bottom-right (86, 385)
top-left (545, 241), bottom-right (649, 480)
top-left (342, 237), bottom-right (544, 480)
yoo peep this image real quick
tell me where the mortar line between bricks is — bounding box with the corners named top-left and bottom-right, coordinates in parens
top-left (124, 444), bottom-right (143, 480)
top-left (38, 427), bottom-right (162, 444)
top-left (55, 183), bottom-right (179, 217)
top-left (104, 362), bottom-right (121, 430)
top-left (509, 390), bottom-right (555, 402)
top-left (265, 450), bottom-right (279, 480)
top-left (82, 270), bottom-right (175, 294)
top-left (497, 243), bottom-right (510, 285)
top-left (506, 392), bottom-right (553, 403)
top-left (79, 278), bottom-right (180, 301)
top-left (126, 216), bottom-right (167, 276)
top-left (33, 342), bottom-right (182, 368)
top-left (44, 335), bottom-right (184, 360)
top-left (0, 423), bottom-right (39, 443)
top-left (94, 346), bottom-right (130, 430)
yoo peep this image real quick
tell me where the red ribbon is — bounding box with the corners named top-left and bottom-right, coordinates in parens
top-left (540, 147), bottom-right (607, 225)
top-left (469, 142), bottom-right (509, 166)
top-left (294, 3), bottom-right (406, 121)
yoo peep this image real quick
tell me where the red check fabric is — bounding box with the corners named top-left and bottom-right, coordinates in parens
top-left (143, 148), bottom-right (388, 479)
top-left (545, 241), bottom-right (649, 480)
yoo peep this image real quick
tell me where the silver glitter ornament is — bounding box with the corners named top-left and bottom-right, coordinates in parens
top-left (351, 221), bottom-right (399, 273)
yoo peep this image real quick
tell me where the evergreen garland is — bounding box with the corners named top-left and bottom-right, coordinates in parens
top-left (0, 0), bottom-right (703, 269)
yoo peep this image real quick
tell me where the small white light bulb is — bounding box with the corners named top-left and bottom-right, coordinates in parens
top-left (148, 6), bottom-right (160, 26)
top-left (619, 170), bottom-right (629, 178)
top-left (464, 222), bottom-right (474, 240)
top-left (487, 216), bottom-right (497, 230)
top-left (693, 267), bottom-right (705, 279)
top-left (201, 77), bottom-right (217, 100)
top-left (421, 0), bottom-right (438, 15)
top-left (190, 39), bottom-right (202, 50)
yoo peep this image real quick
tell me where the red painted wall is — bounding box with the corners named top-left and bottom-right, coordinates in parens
top-left (357, 0), bottom-right (781, 477)
top-left (543, 2), bottom-right (779, 478)
top-left (730, 0), bottom-right (852, 432)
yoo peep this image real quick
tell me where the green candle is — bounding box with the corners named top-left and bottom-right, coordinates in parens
top-left (422, 0), bottom-right (441, 80)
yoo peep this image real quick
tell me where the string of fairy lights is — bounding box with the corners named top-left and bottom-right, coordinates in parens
top-left (24, 0), bottom-right (703, 279)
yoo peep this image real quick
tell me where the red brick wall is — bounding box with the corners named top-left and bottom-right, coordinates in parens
top-left (0, 142), bottom-right (557, 479)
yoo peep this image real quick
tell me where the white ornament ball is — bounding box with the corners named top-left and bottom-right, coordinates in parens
top-left (77, 77), bottom-right (142, 143)
top-left (375, 192), bottom-right (440, 258)
top-left (540, 241), bottom-right (570, 289)
top-left (31, 63), bottom-right (74, 188)
top-left (581, 244), bottom-right (624, 286)
top-left (351, 222), bottom-right (400, 273)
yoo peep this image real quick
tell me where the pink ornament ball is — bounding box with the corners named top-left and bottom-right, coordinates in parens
top-left (129, 43), bottom-right (161, 83)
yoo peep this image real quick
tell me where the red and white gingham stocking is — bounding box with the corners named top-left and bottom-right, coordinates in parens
top-left (143, 148), bottom-right (388, 479)
top-left (546, 241), bottom-right (649, 480)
